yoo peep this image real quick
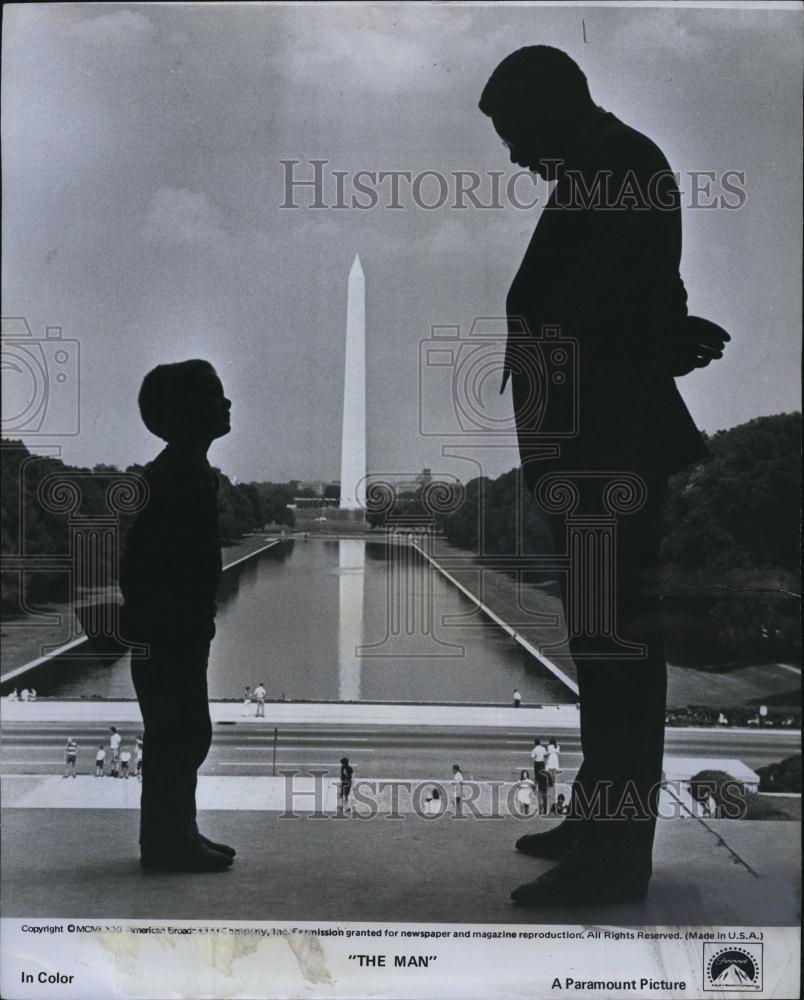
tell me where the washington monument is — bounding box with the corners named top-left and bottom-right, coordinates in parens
top-left (339, 254), bottom-right (366, 511)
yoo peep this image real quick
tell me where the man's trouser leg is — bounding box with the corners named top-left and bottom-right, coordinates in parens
top-left (551, 475), bottom-right (668, 881)
top-left (131, 633), bottom-right (213, 857)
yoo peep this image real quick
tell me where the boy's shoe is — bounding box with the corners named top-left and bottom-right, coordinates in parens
top-left (195, 832), bottom-right (236, 858)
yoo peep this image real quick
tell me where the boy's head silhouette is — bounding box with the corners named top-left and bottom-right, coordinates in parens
top-left (479, 46), bottom-right (595, 178)
top-left (138, 360), bottom-right (231, 447)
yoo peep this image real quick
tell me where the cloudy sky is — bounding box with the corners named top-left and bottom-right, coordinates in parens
top-left (2, 2), bottom-right (801, 484)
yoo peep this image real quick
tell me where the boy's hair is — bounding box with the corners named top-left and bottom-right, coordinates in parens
top-left (138, 359), bottom-right (217, 442)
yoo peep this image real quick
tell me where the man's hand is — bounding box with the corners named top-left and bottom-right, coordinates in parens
top-left (667, 316), bottom-right (731, 376)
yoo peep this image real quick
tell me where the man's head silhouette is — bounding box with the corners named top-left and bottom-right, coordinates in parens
top-left (479, 46), bottom-right (595, 178)
top-left (138, 360), bottom-right (231, 447)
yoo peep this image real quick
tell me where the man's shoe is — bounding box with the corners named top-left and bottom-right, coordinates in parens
top-left (511, 856), bottom-right (649, 907)
top-left (195, 832), bottom-right (236, 858)
top-left (515, 821), bottom-right (581, 860)
top-left (140, 843), bottom-right (233, 873)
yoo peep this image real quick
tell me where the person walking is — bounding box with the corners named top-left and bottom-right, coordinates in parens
top-left (109, 727), bottom-right (121, 778)
top-left (545, 738), bottom-right (561, 809)
top-left (515, 770), bottom-right (536, 816)
top-left (63, 738), bottom-right (78, 778)
top-left (513, 689), bottom-right (522, 708)
top-left (339, 757), bottom-right (354, 814)
top-left (452, 764), bottom-right (464, 811)
top-left (135, 735), bottom-right (144, 780)
top-left (95, 743), bottom-right (106, 777)
top-left (479, 46), bottom-right (728, 905)
top-left (254, 682), bottom-right (266, 718)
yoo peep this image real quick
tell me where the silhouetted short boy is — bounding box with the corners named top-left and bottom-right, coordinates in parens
top-left (120, 360), bottom-right (235, 872)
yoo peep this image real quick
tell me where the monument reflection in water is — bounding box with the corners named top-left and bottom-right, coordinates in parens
top-left (42, 538), bottom-right (572, 703)
top-left (337, 539), bottom-right (364, 701)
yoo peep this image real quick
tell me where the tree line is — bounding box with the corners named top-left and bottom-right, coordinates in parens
top-left (3, 412), bottom-right (800, 666)
top-left (0, 440), bottom-right (295, 614)
top-left (434, 412), bottom-right (801, 666)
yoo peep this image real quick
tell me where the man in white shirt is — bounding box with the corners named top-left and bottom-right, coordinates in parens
top-left (530, 739), bottom-right (546, 777)
top-left (530, 739), bottom-right (548, 812)
top-left (109, 727), bottom-right (122, 778)
top-left (254, 683), bottom-right (266, 718)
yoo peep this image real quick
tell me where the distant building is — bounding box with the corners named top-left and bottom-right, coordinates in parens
top-left (297, 480), bottom-right (326, 497)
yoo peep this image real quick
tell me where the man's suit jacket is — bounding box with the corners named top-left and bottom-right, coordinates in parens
top-left (503, 108), bottom-right (706, 490)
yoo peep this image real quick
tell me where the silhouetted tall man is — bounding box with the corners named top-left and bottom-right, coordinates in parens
top-left (479, 47), bottom-right (728, 904)
top-left (120, 360), bottom-right (235, 872)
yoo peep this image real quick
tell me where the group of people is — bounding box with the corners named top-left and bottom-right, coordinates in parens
top-left (62, 727), bottom-right (143, 780)
top-left (241, 683), bottom-right (267, 717)
top-left (339, 760), bottom-right (568, 819)
top-left (337, 762), bottom-right (465, 817)
top-left (7, 687), bottom-right (37, 702)
top-left (512, 738), bottom-right (562, 815)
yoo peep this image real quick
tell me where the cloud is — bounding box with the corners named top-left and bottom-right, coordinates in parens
top-left (613, 7), bottom-right (800, 63)
top-left (409, 212), bottom-right (533, 262)
top-left (69, 9), bottom-right (153, 46)
top-left (142, 187), bottom-right (228, 250)
top-left (276, 7), bottom-right (480, 93)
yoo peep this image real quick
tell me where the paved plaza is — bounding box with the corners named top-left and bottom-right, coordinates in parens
top-left (2, 701), bottom-right (800, 928)
top-left (2, 804), bottom-right (799, 925)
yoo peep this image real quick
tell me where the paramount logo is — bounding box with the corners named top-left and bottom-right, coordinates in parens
top-left (703, 944), bottom-right (762, 992)
top-left (712, 963), bottom-right (754, 987)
